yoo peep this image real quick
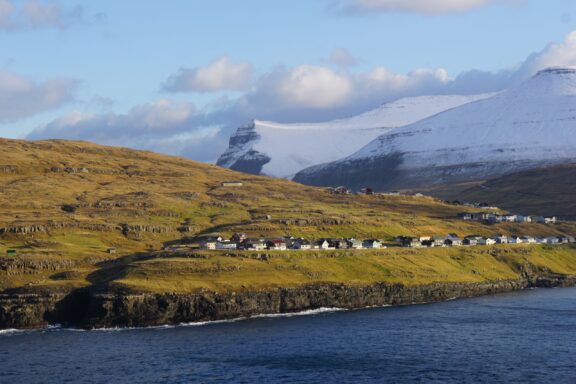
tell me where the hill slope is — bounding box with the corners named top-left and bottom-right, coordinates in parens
top-left (294, 67), bottom-right (576, 190)
top-left (0, 138), bottom-right (574, 296)
top-left (217, 94), bottom-right (491, 178)
top-left (423, 163), bottom-right (576, 218)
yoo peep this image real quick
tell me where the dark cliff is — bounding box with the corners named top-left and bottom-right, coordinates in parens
top-left (2, 275), bottom-right (574, 330)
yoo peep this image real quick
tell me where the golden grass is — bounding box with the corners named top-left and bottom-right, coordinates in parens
top-left (110, 245), bottom-right (575, 293)
top-left (1, 138), bottom-right (575, 293)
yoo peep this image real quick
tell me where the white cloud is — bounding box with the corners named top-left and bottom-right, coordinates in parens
top-left (0, 70), bottom-right (79, 122)
top-left (524, 31), bottom-right (576, 72)
top-left (329, 48), bottom-right (358, 67)
top-left (29, 31), bottom-right (576, 164)
top-left (163, 57), bottom-right (254, 93)
top-left (336, 0), bottom-right (517, 14)
top-left (0, 0), bottom-right (87, 30)
top-left (27, 99), bottom-right (223, 161)
top-left (275, 65), bottom-right (353, 108)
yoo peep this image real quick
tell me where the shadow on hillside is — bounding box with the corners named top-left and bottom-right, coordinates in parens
top-left (84, 252), bottom-right (160, 292)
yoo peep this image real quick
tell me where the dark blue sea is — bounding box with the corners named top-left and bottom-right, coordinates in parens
top-left (1, 287), bottom-right (576, 384)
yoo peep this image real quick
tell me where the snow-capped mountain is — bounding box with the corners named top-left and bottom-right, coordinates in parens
top-left (294, 67), bottom-right (576, 190)
top-left (217, 94), bottom-right (492, 178)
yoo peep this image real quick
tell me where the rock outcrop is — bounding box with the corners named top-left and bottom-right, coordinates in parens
top-left (1, 275), bottom-right (574, 330)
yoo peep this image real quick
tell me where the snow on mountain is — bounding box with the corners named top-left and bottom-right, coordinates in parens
top-left (294, 67), bottom-right (576, 190)
top-left (217, 94), bottom-right (492, 178)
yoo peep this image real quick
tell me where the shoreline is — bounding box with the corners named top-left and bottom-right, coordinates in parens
top-left (2, 274), bottom-right (575, 331)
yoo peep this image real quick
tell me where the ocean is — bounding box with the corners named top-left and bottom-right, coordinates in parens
top-left (1, 287), bottom-right (576, 383)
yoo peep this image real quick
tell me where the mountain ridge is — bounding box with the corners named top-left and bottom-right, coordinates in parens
top-left (294, 67), bottom-right (576, 191)
top-left (217, 94), bottom-right (492, 178)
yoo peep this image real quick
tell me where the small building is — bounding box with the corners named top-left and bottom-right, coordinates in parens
top-left (557, 236), bottom-right (573, 244)
top-left (544, 236), bottom-right (559, 245)
top-left (535, 216), bottom-right (557, 224)
top-left (444, 237), bottom-right (463, 247)
top-left (316, 239), bottom-right (334, 250)
top-left (464, 236), bottom-right (483, 246)
top-left (290, 238), bottom-right (311, 250)
top-left (502, 215), bottom-right (517, 223)
top-left (216, 241), bottom-right (237, 250)
top-left (521, 236), bottom-right (536, 244)
top-left (346, 239), bottom-right (364, 249)
top-left (362, 239), bottom-right (382, 249)
top-left (508, 236), bottom-right (523, 244)
top-left (230, 233), bottom-right (247, 243)
top-left (200, 236), bottom-right (223, 250)
top-left (244, 239), bottom-right (267, 251)
top-left (266, 239), bottom-right (287, 251)
top-left (221, 181), bottom-right (243, 187)
top-left (397, 236), bottom-right (422, 248)
top-left (107, 247), bottom-right (117, 254)
top-left (331, 186), bottom-right (351, 195)
top-left (516, 215), bottom-right (532, 223)
top-left (494, 235), bottom-right (508, 244)
top-left (478, 237), bottom-right (496, 246)
top-left (432, 236), bottom-right (445, 247)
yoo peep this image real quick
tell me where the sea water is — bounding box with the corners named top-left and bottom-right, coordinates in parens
top-left (1, 287), bottom-right (576, 383)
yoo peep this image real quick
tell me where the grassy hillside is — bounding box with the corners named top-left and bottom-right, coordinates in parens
top-left (424, 163), bottom-right (576, 218)
top-left (0, 138), bottom-right (575, 294)
top-left (96, 245), bottom-right (576, 294)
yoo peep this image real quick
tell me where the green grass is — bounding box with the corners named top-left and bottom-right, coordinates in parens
top-left (1, 138), bottom-right (575, 294)
top-left (103, 245), bottom-right (575, 293)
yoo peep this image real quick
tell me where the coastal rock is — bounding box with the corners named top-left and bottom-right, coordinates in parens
top-left (1, 276), bottom-right (575, 330)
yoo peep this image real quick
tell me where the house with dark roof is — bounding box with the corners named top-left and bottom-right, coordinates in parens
top-left (362, 239), bottom-right (382, 249)
top-left (346, 239), bottom-right (363, 249)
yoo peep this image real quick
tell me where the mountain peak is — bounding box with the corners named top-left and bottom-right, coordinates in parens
top-left (535, 66), bottom-right (576, 77)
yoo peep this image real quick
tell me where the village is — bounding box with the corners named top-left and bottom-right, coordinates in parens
top-left (458, 212), bottom-right (558, 224)
top-left (188, 232), bottom-right (576, 252)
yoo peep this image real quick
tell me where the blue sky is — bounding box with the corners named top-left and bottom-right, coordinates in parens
top-left (1, 0), bottom-right (576, 161)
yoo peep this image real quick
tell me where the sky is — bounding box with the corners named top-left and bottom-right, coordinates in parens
top-left (1, 0), bottom-right (576, 162)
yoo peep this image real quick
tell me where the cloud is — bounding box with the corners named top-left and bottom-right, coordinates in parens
top-left (163, 57), bottom-right (254, 93)
top-left (329, 47), bottom-right (358, 67)
top-left (523, 31), bottom-right (576, 73)
top-left (262, 65), bottom-right (354, 108)
top-left (29, 30), bottom-right (576, 164)
top-left (0, 0), bottom-right (89, 30)
top-left (27, 99), bottom-right (223, 162)
top-left (0, 69), bottom-right (79, 122)
top-left (334, 0), bottom-right (517, 15)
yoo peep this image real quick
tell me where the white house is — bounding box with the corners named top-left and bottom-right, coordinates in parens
top-left (521, 236), bottom-right (536, 244)
top-left (479, 237), bottom-right (496, 246)
top-left (317, 240), bottom-right (334, 250)
top-left (347, 239), bottom-right (363, 249)
top-left (290, 239), bottom-right (311, 250)
top-left (544, 237), bottom-right (559, 244)
top-left (216, 241), bottom-right (237, 250)
top-left (494, 235), bottom-right (508, 244)
top-left (362, 239), bottom-right (383, 249)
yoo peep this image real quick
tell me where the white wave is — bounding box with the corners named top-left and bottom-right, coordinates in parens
top-left (250, 307), bottom-right (345, 319)
top-left (0, 328), bottom-right (24, 336)
top-left (179, 307), bottom-right (346, 327)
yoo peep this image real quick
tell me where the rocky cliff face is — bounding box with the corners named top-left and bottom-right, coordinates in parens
top-left (2, 275), bottom-right (574, 329)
